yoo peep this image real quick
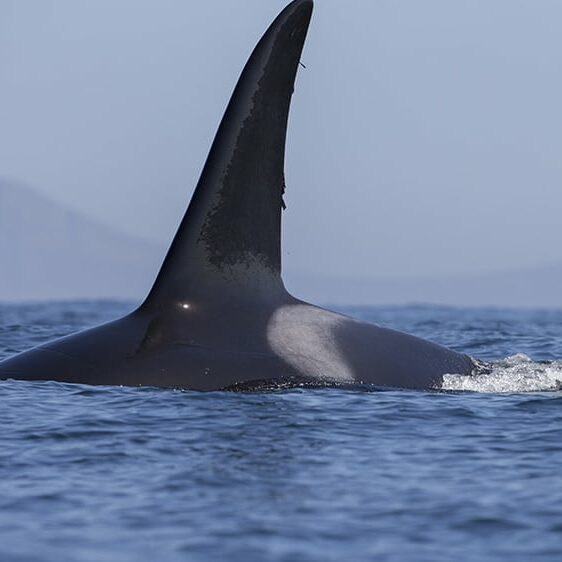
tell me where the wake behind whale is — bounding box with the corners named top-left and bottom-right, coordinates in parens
top-left (442, 355), bottom-right (562, 393)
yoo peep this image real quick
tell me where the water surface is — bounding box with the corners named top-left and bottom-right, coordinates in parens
top-left (1, 302), bottom-right (562, 561)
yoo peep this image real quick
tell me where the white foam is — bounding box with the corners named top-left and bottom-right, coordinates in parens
top-left (441, 354), bottom-right (562, 393)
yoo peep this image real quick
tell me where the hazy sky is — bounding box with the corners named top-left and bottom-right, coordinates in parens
top-left (2, 0), bottom-right (562, 281)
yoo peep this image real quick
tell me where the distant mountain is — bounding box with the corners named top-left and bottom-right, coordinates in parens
top-left (0, 180), bottom-right (164, 302)
top-left (2, 179), bottom-right (561, 307)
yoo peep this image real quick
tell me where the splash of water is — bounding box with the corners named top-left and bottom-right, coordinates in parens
top-left (442, 354), bottom-right (562, 393)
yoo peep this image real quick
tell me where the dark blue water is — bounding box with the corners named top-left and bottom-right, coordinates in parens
top-left (2, 302), bottom-right (562, 562)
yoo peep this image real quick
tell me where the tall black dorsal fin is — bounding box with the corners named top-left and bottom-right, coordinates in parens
top-left (144, 0), bottom-right (313, 307)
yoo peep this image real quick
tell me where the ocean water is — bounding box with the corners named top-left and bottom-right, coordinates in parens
top-left (1, 301), bottom-right (562, 562)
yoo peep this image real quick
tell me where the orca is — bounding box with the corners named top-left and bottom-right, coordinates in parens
top-left (0, 0), bottom-right (475, 390)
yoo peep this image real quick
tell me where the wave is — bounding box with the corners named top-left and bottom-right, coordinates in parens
top-left (442, 354), bottom-right (562, 393)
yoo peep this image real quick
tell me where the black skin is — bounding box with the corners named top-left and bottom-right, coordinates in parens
top-left (0, 0), bottom-right (476, 390)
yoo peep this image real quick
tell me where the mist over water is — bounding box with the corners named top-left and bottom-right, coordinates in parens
top-left (2, 302), bottom-right (562, 561)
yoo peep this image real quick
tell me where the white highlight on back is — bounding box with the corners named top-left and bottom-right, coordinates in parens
top-left (267, 304), bottom-right (354, 382)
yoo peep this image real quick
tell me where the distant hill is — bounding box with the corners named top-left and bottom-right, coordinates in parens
top-left (0, 180), bottom-right (164, 302)
top-left (2, 179), bottom-right (561, 307)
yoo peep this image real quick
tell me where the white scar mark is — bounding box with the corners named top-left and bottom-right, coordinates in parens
top-left (266, 304), bottom-right (355, 382)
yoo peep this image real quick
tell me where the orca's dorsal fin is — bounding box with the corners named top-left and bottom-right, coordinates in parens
top-left (144, 0), bottom-right (313, 307)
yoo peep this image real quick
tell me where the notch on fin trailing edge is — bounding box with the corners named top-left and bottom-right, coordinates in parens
top-left (144, 0), bottom-right (313, 307)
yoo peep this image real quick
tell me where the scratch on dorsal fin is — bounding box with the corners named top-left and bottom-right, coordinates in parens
top-left (281, 180), bottom-right (287, 210)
